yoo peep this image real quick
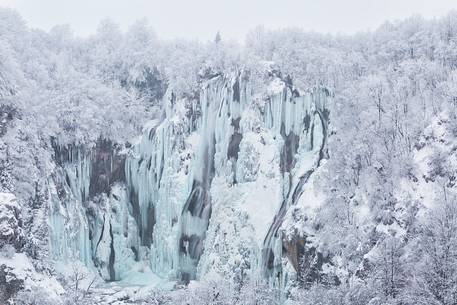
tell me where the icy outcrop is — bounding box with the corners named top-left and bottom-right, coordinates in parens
top-left (261, 86), bottom-right (328, 288)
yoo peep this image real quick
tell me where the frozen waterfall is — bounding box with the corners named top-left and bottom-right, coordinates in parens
top-left (47, 72), bottom-right (329, 287)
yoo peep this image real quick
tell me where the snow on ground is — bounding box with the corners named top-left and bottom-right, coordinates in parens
top-left (117, 262), bottom-right (171, 288)
top-left (0, 253), bottom-right (64, 300)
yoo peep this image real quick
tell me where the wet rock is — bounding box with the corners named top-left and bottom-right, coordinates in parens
top-left (89, 139), bottom-right (126, 198)
top-left (283, 233), bottom-right (340, 287)
top-left (52, 138), bottom-right (126, 200)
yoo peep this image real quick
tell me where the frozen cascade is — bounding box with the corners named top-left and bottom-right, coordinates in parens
top-left (48, 141), bottom-right (139, 281)
top-left (88, 185), bottom-right (140, 281)
top-left (124, 72), bottom-right (251, 281)
top-left (178, 74), bottom-right (249, 282)
top-left (261, 87), bottom-right (328, 289)
top-left (46, 71), bottom-right (328, 286)
top-left (125, 89), bottom-right (200, 279)
top-left (193, 78), bottom-right (329, 288)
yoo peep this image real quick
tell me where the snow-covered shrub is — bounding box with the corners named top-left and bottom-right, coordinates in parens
top-left (0, 253), bottom-right (64, 304)
top-left (428, 148), bottom-right (450, 179)
top-left (12, 287), bottom-right (58, 305)
top-left (0, 193), bottom-right (24, 251)
top-left (0, 244), bottom-right (15, 258)
top-left (289, 284), bottom-right (344, 305)
top-left (236, 140), bottom-right (260, 182)
top-left (134, 290), bottom-right (171, 305)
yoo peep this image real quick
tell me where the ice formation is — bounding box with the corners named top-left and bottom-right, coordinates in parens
top-left (261, 88), bottom-right (328, 288)
top-left (46, 71), bottom-right (329, 287)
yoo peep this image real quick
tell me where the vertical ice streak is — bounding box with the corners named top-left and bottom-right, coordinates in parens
top-left (48, 144), bottom-right (92, 267)
top-left (124, 89), bottom-right (196, 278)
top-left (178, 72), bottom-right (248, 281)
top-left (178, 76), bottom-right (224, 282)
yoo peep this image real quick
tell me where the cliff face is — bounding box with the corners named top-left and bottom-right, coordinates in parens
top-left (46, 71), bottom-right (330, 287)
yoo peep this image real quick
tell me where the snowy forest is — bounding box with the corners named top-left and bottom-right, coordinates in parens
top-left (1, 6), bottom-right (457, 305)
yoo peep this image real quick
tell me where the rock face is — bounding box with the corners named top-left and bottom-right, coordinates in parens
top-left (89, 139), bottom-right (126, 198)
top-left (52, 139), bottom-right (126, 201)
top-left (282, 233), bottom-right (340, 288)
top-left (46, 71), bottom-right (330, 286)
top-left (0, 191), bottom-right (64, 303)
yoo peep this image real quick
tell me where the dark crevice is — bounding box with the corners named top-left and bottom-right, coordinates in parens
top-left (128, 187), bottom-right (155, 247)
top-left (227, 118), bottom-right (242, 161)
top-left (279, 123), bottom-right (300, 174)
top-left (157, 151), bottom-right (165, 187)
top-left (144, 204), bottom-right (156, 245)
top-left (108, 221), bottom-right (116, 281)
top-left (179, 234), bottom-right (204, 260)
top-left (131, 246), bottom-right (139, 261)
top-left (94, 214), bottom-right (106, 258)
top-left (128, 189), bottom-right (143, 244)
top-left (233, 77), bottom-right (240, 103)
top-left (89, 139), bottom-right (126, 198)
top-left (228, 117), bottom-right (243, 184)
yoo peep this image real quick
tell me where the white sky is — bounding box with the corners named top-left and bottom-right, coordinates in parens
top-left (0, 0), bottom-right (456, 41)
